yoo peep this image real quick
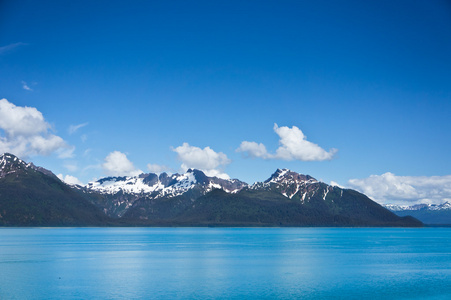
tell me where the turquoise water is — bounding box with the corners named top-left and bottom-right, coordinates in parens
top-left (0, 228), bottom-right (450, 299)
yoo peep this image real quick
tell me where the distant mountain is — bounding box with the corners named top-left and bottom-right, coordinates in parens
top-left (0, 153), bottom-right (109, 226)
top-left (385, 202), bottom-right (451, 225)
top-left (0, 153), bottom-right (422, 227)
top-left (385, 202), bottom-right (451, 211)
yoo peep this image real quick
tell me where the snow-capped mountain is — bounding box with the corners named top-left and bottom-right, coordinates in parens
top-left (0, 153), bottom-right (56, 179)
top-left (0, 153), bottom-right (27, 178)
top-left (385, 202), bottom-right (451, 225)
top-left (384, 202), bottom-right (451, 212)
top-left (250, 168), bottom-right (338, 202)
top-left (83, 169), bottom-right (248, 217)
top-left (86, 167), bottom-right (336, 205)
top-left (84, 168), bottom-right (344, 217)
top-left (86, 169), bottom-right (247, 198)
top-left (0, 153), bottom-right (423, 227)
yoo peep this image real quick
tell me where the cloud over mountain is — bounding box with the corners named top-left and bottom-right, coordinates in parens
top-left (348, 172), bottom-right (451, 205)
top-left (172, 143), bottom-right (231, 179)
top-left (147, 163), bottom-right (169, 174)
top-left (0, 98), bottom-right (73, 158)
top-left (57, 174), bottom-right (83, 185)
top-left (102, 151), bottom-right (143, 177)
top-left (237, 124), bottom-right (337, 161)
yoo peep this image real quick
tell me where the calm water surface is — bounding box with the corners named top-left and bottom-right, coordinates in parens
top-left (0, 228), bottom-right (450, 299)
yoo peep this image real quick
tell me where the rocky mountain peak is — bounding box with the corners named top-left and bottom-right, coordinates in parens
top-left (265, 168), bottom-right (317, 185)
top-left (249, 168), bottom-right (327, 201)
top-left (0, 153), bottom-right (57, 179)
top-left (85, 168), bottom-right (247, 198)
top-left (1, 152), bottom-right (26, 167)
top-left (1, 153), bottom-right (32, 178)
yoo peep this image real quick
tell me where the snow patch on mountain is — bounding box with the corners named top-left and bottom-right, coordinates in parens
top-left (250, 168), bottom-right (321, 200)
top-left (0, 153), bottom-right (56, 179)
top-left (85, 169), bottom-right (247, 199)
top-left (384, 201), bottom-right (451, 212)
top-left (87, 176), bottom-right (161, 194)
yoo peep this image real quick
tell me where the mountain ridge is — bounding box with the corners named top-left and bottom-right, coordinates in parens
top-left (384, 202), bottom-right (451, 211)
top-left (385, 202), bottom-right (451, 225)
top-left (0, 153), bottom-right (109, 226)
top-left (0, 153), bottom-right (422, 227)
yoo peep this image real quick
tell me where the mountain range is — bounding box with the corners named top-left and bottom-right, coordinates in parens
top-left (0, 153), bottom-right (422, 227)
top-left (384, 203), bottom-right (451, 225)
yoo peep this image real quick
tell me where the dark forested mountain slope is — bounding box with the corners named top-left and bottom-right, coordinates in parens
top-left (0, 153), bottom-right (109, 226)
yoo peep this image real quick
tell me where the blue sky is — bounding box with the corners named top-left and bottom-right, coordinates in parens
top-left (1, 0), bottom-right (450, 205)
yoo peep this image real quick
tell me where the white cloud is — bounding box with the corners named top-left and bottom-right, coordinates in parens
top-left (0, 42), bottom-right (27, 55)
top-left (0, 99), bottom-right (48, 136)
top-left (68, 122), bottom-right (88, 134)
top-left (330, 181), bottom-right (344, 188)
top-left (64, 163), bottom-right (78, 172)
top-left (202, 169), bottom-right (230, 180)
top-left (0, 98), bottom-right (73, 158)
top-left (237, 124), bottom-right (337, 161)
top-left (102, 151), bottom-right (143, 176)
top-left (348, 173), bottom-right (451, 205)
top-left (57, 174), bottom-right (84, 185)
top-left (147, 163), bottom-right (169, 174)
top-left (82, 163), bottom-right (101, 173)
top-left (236, 141), bottom-right (270, 159)
top-left (273, 124), bottom-right (337, 161)
top-left (56, 146), bottom-right (75, 159)
top-left (172, 143), bottom-right (231, 179)
top-left (83, 149), bottom-right (92, 157)
top-left (21, 81), bottom-right (32, 91)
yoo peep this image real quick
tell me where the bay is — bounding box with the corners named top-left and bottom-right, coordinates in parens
top-left (0, 228), bottom-right (450, 299)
